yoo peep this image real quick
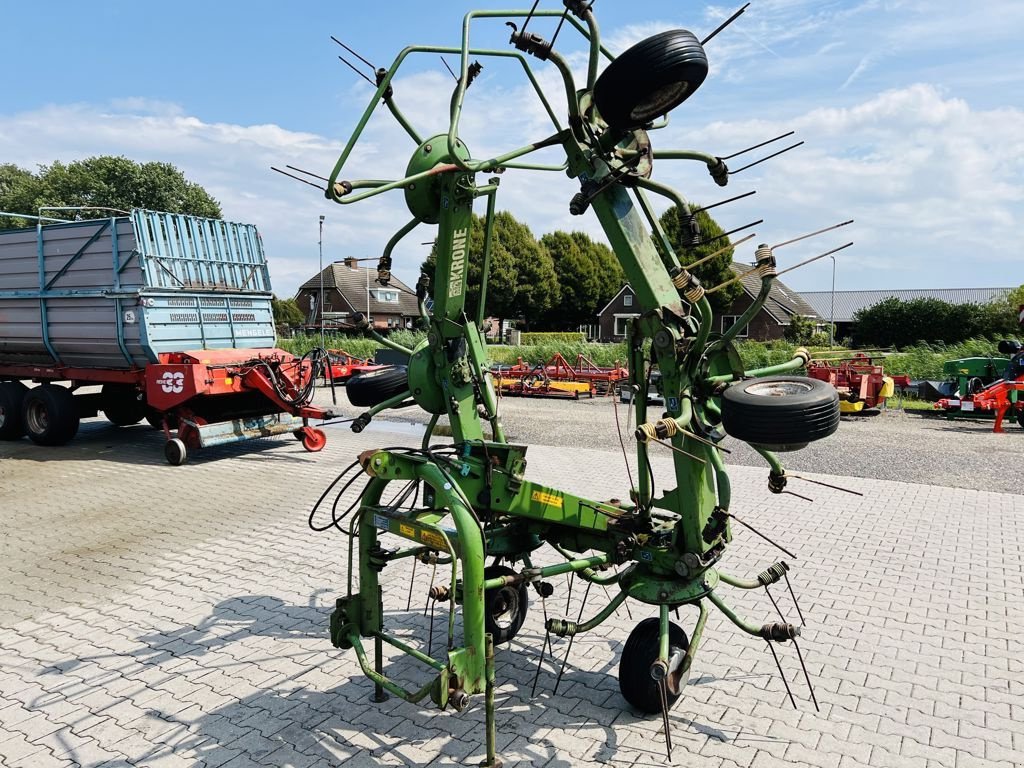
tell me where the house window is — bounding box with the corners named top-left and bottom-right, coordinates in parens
top-left (721, 315), bottom-right (748, 338)
top-left (370, 289), bottom-right (399, 303)
top-left (623, 293), bottom-right (633, 307)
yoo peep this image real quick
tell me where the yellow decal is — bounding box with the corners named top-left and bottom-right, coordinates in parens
top-left (531, 490), bottom-right (563, 508)
top-left (399, 523), bottom-right (416, 538)
top-left (421, 530), bottom-right (447, 551)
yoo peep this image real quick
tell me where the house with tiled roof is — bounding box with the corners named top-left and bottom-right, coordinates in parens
top-left (294, 258), bottom-right (419, 330)
top-left (594, 263), bottom-right (819, 342)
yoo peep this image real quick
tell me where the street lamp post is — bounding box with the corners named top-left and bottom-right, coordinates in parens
top-left (318, 215), bottom-right (325, 348)
top-left (829, 254), bottom-right (836, 348)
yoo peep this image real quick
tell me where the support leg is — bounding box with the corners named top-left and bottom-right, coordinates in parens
top-left (480, 633), bottom-right (502, 768)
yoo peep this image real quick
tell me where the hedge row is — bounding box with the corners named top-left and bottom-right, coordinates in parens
top-left (518, 331), bottom-right (586, 345)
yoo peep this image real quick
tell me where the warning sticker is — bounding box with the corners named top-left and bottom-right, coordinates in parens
top-left (420, 530), bottom-right (447, 551)
top-left (399, 523), bottom-right (416, 538)
top-left (531, 490), bottom-right (563, 508)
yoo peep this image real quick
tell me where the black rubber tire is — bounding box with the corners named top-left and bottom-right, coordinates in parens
top-left (593, 29), bottom-right (708, 130)
top-left (346, 366), bottom-right (409, 408)
top-left (619, 617), bottom-right (689, 714)
top-left (102, 384), bottom-right (146, 426)
top-left (997, 339), bottom-right (1021, 355)
top-left (483, 565), bottom-right (528, 645)
top-left (0, 381), bottom-right (29, 440)
top-left (721, 375), bottom-right (839, 450)
top-left (22, 385), bottom-right (80, 446)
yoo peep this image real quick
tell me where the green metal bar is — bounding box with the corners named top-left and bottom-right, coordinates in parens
top-left (632, 187), bottom-right (679, 272)
top-left (350, 634), bottom-right (435, 703)
top-left (719, 277), bottom-right (772, 347)
top-left (374, 631), bottom-right (447, 672)
top-left (482, 634), bottom-right (498, 768)
top-left (575, 589), bottom-right (628, 633)
top-left (705, 439), bottom-right (731, 510)
top-left (706, 349), bottom-right (809, 384)
top-left (365, 390), bottom-right (413, 419)
top-left (659, 604), bottom-right (670, 662)
top-left (476, 190), bottom-right (497, 328)
top-left (717, 571), bottom-right (762, 590)
top-left (653, 149), bottom-right (720, 165)
top-left (754, 445), bottom-right (784, 476)
top-left (706, 589), bottom-right (762, 636)
top-left (383, 96), bottom-right (423, 145)
top-left (382, 217), bottom-right (420, 265)
top-left (679, 600), bottom-right (708, 679)
top-left (423, 414), bottom-right (439, 450)
top-left (367, 326), bottom-right (414, 356)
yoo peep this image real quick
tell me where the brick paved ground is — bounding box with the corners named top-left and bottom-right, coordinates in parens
top-left (1, 418), bottom-right (1022, 767)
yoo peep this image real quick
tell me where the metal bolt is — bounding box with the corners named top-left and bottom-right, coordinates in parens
top-left (424, 144), bottom-right (432, 152)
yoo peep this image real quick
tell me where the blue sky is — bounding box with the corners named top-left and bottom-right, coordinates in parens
top-left (2, 1), bottom-right (1021, 299)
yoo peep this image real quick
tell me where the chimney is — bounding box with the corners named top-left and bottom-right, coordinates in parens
top-left (344, 257), bottom-right (359, 269)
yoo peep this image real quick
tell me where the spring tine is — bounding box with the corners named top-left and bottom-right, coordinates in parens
top-left (728, 141), bottom-right (804, 174)
top-left (554, 581), bottom-right (592, 695)
top-left (336, 55), bottom-right (375, 86)
top-left (782, 571), bottom-right (806, 626)
top-left (330, 35), bottom-right (376, 71)
top-left (659, 678), bottom-right (673, 760)
top-left (782, 489), bottom-right (815, 503)
top-left (531, 625), bottom-right (551, 698)
top-left (566, 572), bottom-right (574, 614)
top-left (691, 189), bottom-right (757, 214)
top-left (765, 640), bottom-right (798, 710)
top-left (727, 513), bottom-right (797, 559)
top-left (701, 219), bottom-right (763, 248)
top-left (774, 242), bottom-right (854, 279)
top-left (786, 473), bottom-right (865, 497)
top-left (270, 166), bottom-right (326, 191)
top-left (424, 562), bottom-right (437, 616)
top-left (406, 556), bottom-right (418, 612)
top-left (765, 586), bottom-right (787, 624)
top-left (792, 636), bottom-right (820, 712)
top-left (700, 2), bottom-right (750, 45)
top-left (285, 164), bottom-right (331, 182)
top-left (720, 130), bottom-right (795, 161)
top-left (651, 436), bottom-right (707, 464)
top-left (771, 220), bottom-right (854, 250)
top-left (439, 56), bottom-right (458, 81)
top-left (681, 232), bottom-right (757, 272)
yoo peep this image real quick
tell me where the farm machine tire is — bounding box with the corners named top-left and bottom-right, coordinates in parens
top-left (101, 384), bottom-right (146, 426)
top-left (619, 617), bottom-right (689, 714)
top-left (483, 565), bottom-right (529, 645)
top-left (298, 426), bottom-right (327, 453)
top-left (721, 375), bottom-right (839, 451)
top-left (347, 366), bottom-right (409, 407)
top-left (593, 29), bottom-right (708, 130)
top-left (165, 438), bottom-right (188, 466)
top-left (22, 384), bottom-right (80, 446)
top-left (0, 381), bottom-right (28, 440)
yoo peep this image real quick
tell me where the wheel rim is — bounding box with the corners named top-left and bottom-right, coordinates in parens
top-left (745, 380), bottom-right (814, 398)
top-left (489, 586), bottom-right (520, 631)
top-left (25, 400), bottom-right (48, 434)
top-left (631, 81), bottom-right (690, 121)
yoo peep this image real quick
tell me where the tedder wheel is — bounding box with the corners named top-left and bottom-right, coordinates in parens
top-left (593, 29), bottom-right (708, 130)
top-left (482, 565), bottom-right (529, 645)
top-left (101, 384), bottom-right (146, 426)
top-left (0, 381), bottom-right (29, 440)
top-left (22, 385), bottom-right (80, 446)
top-left (346, 366), bottom-right (409, 408)
top-left (619, 617), bottom-right (689, 714)
top-left (299, 427), bottom-right (327, 453)
top-left (720, 375), bottom-right (839, 451)
top-left (165, 438), bottom-right (188, 466)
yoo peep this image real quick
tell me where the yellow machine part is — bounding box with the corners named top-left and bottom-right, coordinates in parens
top-left (878, 376), bottom-right (895, 399)
top-left (839, 399), bottom-right (865, 413)
top-left (496, 377), bottom-right (592, 395)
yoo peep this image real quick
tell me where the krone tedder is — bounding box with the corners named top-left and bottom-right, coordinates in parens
top-left (301, 3), bottom-right (852, 763)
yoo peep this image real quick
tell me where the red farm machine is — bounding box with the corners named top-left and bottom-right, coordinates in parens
top-left (806, 352), bottom-right (909, 413)
top-left (0, 209), bottom-right (336, 464)
top-left (934, 339), bottom-right (1024, 432)
top-left (492, 352), bottom-right (627, 398)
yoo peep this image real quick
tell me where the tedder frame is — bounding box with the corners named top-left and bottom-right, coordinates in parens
top-left (304, 3), bottom-right (851, 764)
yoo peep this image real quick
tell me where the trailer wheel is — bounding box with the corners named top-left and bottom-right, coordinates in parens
top-left (0, 381), bottom-right (28, 440)
top-left (483, 565), bottom-right (528, 645)
top-left (593, 29), bottom-right (708, 130)
top-left (619, 617), bottom-right (689, 714)
top-left (346, 366), bottom-right (409, 408)
top-left (299, 426), bottom-right (327, 453)
top-left (102, 384), bottom-right (146, 426)
top-left (22, 385), bottom-right (80, 446)
top-left (720, 375), bottom-right (839, 451)
top-left (165, 438), bottom-right (187, 466)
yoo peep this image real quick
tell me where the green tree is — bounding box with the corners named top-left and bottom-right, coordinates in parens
top-left (656, 204), bottom-right (742, 310)
top-left (852, 297), bottom-right (1016, 348)
top-left (784, 314), bottom-right (817, 345)
top-left (272, 296), bottom-right (305, 327)
top-left (0, 156), bottom-right (221, 229)
top-left (423, 210), bottom-right (559, 330)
